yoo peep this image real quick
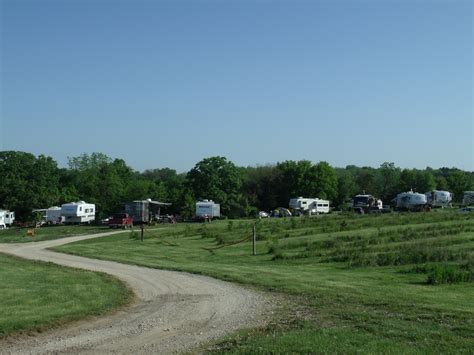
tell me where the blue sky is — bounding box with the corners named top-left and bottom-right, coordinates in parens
top-left (1, 0), bottom-right (472, 172)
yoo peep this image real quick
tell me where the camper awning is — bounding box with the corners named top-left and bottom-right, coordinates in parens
top-left (133, 199), bottom-right (172, 206)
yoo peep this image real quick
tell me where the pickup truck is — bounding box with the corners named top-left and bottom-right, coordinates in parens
top-left (108, 213), bottom-right (133, 229)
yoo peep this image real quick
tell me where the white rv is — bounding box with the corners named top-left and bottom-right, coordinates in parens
top-left (393, 191), bottom-right (428, 211)
top-left (0, 210), bottom-right (15, 229)
top-left (289, 197), bottom-right (330, 214)
top-left (195, 200), bottom-right (220, 219)
top-left (61, 201), bottom-right (96, 224)
top-left (425, 190), bottom-right (453, 208)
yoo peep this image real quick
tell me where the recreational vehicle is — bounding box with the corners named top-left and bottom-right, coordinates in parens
top-left (289, 197), bottom-right (330, 214)
top-left (463, 191), bottom-right (474, 206)
top-left (124, 199), bottom-right (171, 224)
top-left (393, 191), bottom-right (428, 211)
top-left (425, 190), bottom-right (453, 208)
top-left (61, 201), bottom-right (96, 224)
top-left (351, 194), bottom-right (382, 213)
top-left (0, 210), bottom-right (15, 228)
top-left (195, 200), bottom-right (220, 219)
top-left (46, 206), bottom-right (64, 224)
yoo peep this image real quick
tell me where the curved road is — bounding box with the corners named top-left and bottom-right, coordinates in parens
top-left (0, 231), bottom-right (273, 354)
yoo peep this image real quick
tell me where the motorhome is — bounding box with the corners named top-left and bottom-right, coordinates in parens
top-left (289, 197), bottom-right (330, 214)
top-left (393, 191), bottom-right (428, 211)
top-left (425, 190), bottom-right (453, 208)
top-left (61, 201), bottom-right (96, 224)
top-left (195, 200), bottom-right (220, 219)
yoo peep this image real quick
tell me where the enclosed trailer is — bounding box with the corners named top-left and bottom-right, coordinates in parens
top-left (195, 200), bottom-right (220, 219)
top-left (124, 199), bottom-right (171, 224)
top-left (289, 197), bottom-right (330, 214)
top-left (425, 190), bottom-right (453, 208)
top-left (61, 201), bottom-right (96, 224)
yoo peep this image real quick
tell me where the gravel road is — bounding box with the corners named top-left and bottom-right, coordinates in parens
top-left (0, 231), bottom-right (274, 354)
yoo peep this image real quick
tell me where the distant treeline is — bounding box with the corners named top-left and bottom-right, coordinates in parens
top-left (0, 151), bottom-right (473, 220)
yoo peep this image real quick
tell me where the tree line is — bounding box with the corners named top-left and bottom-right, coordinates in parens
top-left (0, 151), bottom-right (473, 220)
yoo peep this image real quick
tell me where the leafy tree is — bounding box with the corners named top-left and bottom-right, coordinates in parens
top-left (186, 156), bottom-right (244, 217)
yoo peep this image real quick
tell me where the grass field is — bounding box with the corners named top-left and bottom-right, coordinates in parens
top-left (52, 210), bottom-right (474, 353)
top-left (0, 225), bottom-right (110, 243)
top-left (0, 253), bottom-right (133, 337)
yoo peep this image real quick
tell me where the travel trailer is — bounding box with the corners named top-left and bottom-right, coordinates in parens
top-left (124, 198), bottom-right (171, 224)
top-left (0, 210), bottom-right (15, 229)
top-left (425, 190), bottom-right (453, 208)
top-left (393, 191), bottom-right (428, 211)
top-left (61, 201), bottom-right (96, 224)
top-left (350, 194), bottom-right (383, 213)
top-left (463, 191), bottom-right (474, 206)
top-left (195, 200), bottom-right (221, 219)
top-left (289, 197), bottom-right (330, 214)
top-left (46, 206), bottom-right (64, 224)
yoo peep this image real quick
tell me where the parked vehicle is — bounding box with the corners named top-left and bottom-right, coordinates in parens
top-left (271, 207), bottom-right (292, 218)
top-left (46, 206), bottom-right (64, 224)
top-left (462, 191), bottom-right (474, 206)
top-left (350, 194), bottom-right (382, 213)
top-left (258, 211), bottom-right (270, 218)
top-left (289, 197), bottom-right (330, 215)
top-left (195, 200), bottom-right (221, 220)
top-left (61, 201), bottom-right (96, 224)
top-left (393, 191), bottom-right (429, 211)
top-left (0, 210), bottom-right (15, 228)
top-left (124, 199), bottom-right (171, 224)
top-left (108, 213), bottom-right (133, 228)
top-left (425, 190), bottom-right (453, 208)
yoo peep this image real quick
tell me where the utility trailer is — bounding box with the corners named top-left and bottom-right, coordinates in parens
top-left (289, 197), bottom-right (330, 215)
top-left (61, 201), bottom-right (96, 224)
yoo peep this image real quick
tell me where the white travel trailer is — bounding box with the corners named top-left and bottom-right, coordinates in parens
top-left (195, 200), bottom-right (220, 219)
top-left (61, 201), bottom-right (96, 224)
top-left (393, 191), bottom-right (428, 211)
top-left (289, 197), bottom-right (330, 214)
top-left (425, 190), bottom-right (453, 208)
top-left (463, 191), bottom-right (474, 206)
top-left (0, 210), bottom-right (15, 229)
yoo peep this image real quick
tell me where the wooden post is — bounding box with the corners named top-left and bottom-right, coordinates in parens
top-left (141, 224), bottom-right (144, 241)
top-left (252, 223), bottom-right (256, 256)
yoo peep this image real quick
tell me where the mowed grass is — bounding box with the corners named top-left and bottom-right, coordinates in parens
top-left (54, 211), bottom-right (474, 353)
top-left (0, 225), bottom-right (110, 243)
top-left (0, 253), bottom-right (133, 337)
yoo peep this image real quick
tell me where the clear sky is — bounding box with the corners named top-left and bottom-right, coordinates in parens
top-left (1, 0), bottom-right (472, 172)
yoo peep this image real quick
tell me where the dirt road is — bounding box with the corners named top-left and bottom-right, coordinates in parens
top-left (0, 231), bottom-right (273, 354)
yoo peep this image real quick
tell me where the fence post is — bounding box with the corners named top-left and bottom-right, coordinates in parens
top-left (141, 224), bottom-right (144, 241)
top-left (252, 223), bottom-right (256, 255)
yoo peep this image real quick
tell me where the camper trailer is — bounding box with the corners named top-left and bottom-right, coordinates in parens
top-left (124, 199), bottom-right (171, 224)
top-left (289, 197), bottom-right (330, 215)
top-left (195, 200), bottom-right (220, 219)
top-left (350, 194), bottom-right (383, 213)
top-left (463, 191), bottom-right (474, 206)
top-left (425, 190), bottom-right (453, 208)
top-left (61, 201), bottom-right (96, 224)
top-left (46, 206), bottom-right (64, 224)
top-left (393, 191), bottom-right (428, 211)
top-left (0, 210), bottom-right (15, 229)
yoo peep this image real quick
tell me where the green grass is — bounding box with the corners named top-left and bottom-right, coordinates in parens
top-left (52, 211), bottom-right (474, 353)
top-left (0, 225), bottom-right (111, 243)
top-left (0, 253), bottom-right (133, 337)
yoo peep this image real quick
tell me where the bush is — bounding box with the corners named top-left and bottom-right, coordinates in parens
top-left (426, 264), bottom-right (472, 285)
